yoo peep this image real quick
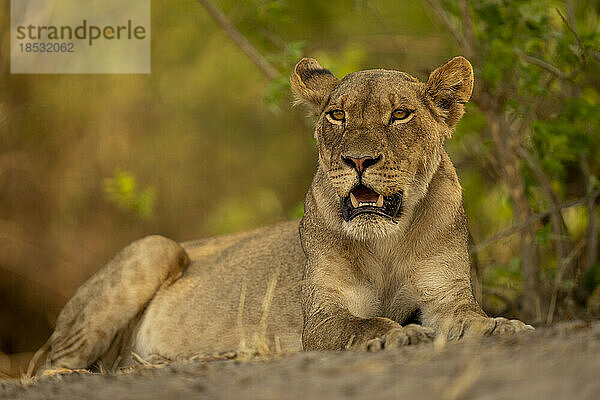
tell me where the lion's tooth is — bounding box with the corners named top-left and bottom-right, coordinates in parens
top-left (376, 194), bottom-right (384, 208)
top-left (350, 193), bottom-right (359, 208)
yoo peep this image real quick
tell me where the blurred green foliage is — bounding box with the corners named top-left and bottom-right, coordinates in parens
top-left (436, 0), bottom-right (599, 319)
top-left (103, 170), bottom-right (156, 219)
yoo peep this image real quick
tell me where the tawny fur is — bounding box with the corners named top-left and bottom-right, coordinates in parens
top-left (40, 57), bottom-right (532, 372)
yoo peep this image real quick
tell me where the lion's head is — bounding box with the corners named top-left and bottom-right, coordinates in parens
top-left (291, 57), bottom-right (473, 238)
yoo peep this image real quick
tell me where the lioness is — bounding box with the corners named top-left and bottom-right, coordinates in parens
top-left (39, 56), bottom-right (532, 371)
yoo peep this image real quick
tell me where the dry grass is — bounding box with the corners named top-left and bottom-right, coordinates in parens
top-left (252, 268), bottom-right (281, 355)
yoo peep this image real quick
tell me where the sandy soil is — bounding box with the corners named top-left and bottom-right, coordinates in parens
top-left (1, 320), bottom-right (599, 400)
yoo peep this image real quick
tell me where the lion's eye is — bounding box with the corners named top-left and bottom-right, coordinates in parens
top-left (328, 110), bottom-right (345, 121)
top-left (390, 109), bottom-right (412, 123)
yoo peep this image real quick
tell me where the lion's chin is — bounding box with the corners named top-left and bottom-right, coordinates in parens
top-left (341, 213), bottom-right (401, 241)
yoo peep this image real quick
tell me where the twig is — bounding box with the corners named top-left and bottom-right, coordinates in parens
top-left (580, 157), bottom-right (599, 275)
top-left (556, 8), bottom-right (587, 65)
top-left (470, 189), bottom-right (600, 253)
top-left (424, 0), bottom-right (468, 51)
top-left (458, 0), bottom-right (476, 59)
top-left (196, 0), bottom-right (280, 80)
top-left (517, 146), bottom-right (573, 271)
top-left (546, 238), bottom-right (586, 325)
top-left (520, 54), bottom-right (569, 79)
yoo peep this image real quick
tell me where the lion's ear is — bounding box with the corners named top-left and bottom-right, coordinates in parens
top-left (290, 58), bottom-right (339, 115)
top-left (426, 56), bottom-right (474, 130)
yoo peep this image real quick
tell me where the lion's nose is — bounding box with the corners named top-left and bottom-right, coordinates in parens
top-left (342, 155), bottom-right (382, 174)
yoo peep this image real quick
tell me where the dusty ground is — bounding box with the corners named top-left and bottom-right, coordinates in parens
top-left (1, 320), bottom-right (599, 400)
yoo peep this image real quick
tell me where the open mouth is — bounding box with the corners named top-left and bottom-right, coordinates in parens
top-left (340, 184), bottom-right (403, 222)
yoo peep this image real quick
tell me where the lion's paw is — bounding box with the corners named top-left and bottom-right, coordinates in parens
top-left (366, 324), bottom-right (435, 351)
top-left (447, 317), bottom-right (534, 340)
top-left (489, 317), bottom-right (535, 336)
